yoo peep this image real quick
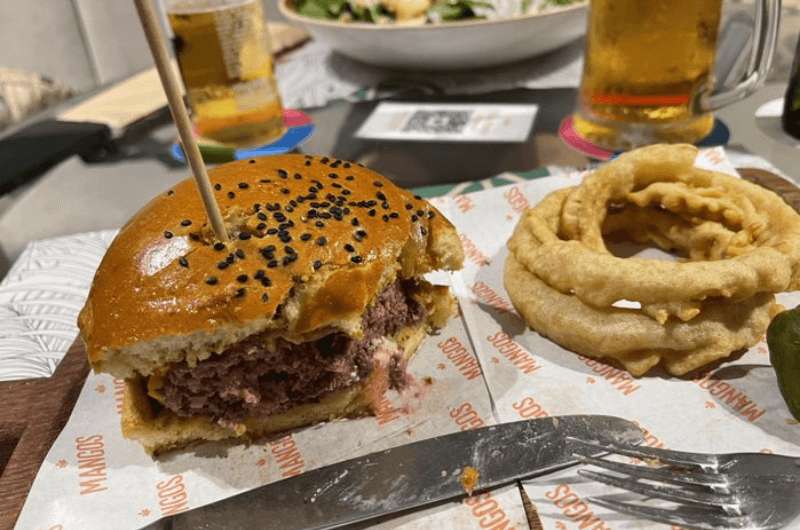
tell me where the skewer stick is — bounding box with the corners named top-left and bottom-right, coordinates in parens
top-left (134, 0), bottom-right (229, 242)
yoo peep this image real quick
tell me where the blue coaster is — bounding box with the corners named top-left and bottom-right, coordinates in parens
top-left (171, 109), bottom-right (314, 164)
top-left (559, 115), bottom-right (731, 161)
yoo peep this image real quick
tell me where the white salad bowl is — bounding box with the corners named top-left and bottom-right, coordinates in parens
top-left (278, 0), bottom-right (587, 71)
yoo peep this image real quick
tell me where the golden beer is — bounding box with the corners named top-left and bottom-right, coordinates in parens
top-left (574, 0), bottom-right (723, 150)
top-left (168, 0), bottom-right (284, 146)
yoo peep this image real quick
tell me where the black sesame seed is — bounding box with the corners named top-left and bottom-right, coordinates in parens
top-left (279, 232), bottom-right (292, 243)
top-left (382, 214), bottom-right (389, 222)
top-left (226, 253), bottom-right (235, 264)
top-left (366, 200), bottom-right (377, 207)
top-left (253, 203), bottom-right (261, 211)
top-left (256, 222), bottom-right (266, 230)
top-left (428, 211), bottom-right (436, 219)
top-left (235, 287), bottom-right (246, 298)
top-left (249, 159), bottom-right (256, 164)
top-left (237, 274), bottom-right (248, 283)
top-left (190, 233), bottom-right (201, 241)
top-left (167, 190), bottom-right (175, 196)
top-left (235, 249), bottom-right (246, 259)
top-left (316, 236), bottom-right (327, 246)
top-left (328, 173), bottom-right (338, 179)
top-left (254, 269), bottom-right (265, 279)
top-left (321, 157), bottom-right (330, 164)
top-left (281, 188), bottom-right (290, 195)
top-left (217, 261), bottom-right (229, 270)
top-left (315, 221), bottom-right (325, 228)
top-left (414, 195), bottom-right (422, 200)
top-left (342, 189), bottom-right (351, 196)
top-left (261, 293), bottom-right (269, 303)
top-left (257, 212), bottom-right (268, 221)
top-left (405, 203), bottom-right (414, 210)
top-left (390, 212), bottom-right (399, 219)
top-left (214, 242), bottom-right (226, 251)
top-left (374, 182), bottom-right (384, 189)
top-left (238, 182), bottom-right (249, 189)
top-left (346, 175), bottom-right (354, 181)
top-left (282, 256), bottom-right (293, 266)
top-left (351, 255), bottom-right (363, 264)
top-left (308, 210), bottom-right (318, 219)
top-left (330, 160), bottom-right (341, 168)
top-left (351, 218), bottom-right (360, 227)
top-left (319, 212), bottom-right (331, 219)
top-left (274, 212), bottom-right (286, 222)
top-left (343, 207), bottom-right (350, 215)
top-left (278, 169), bottom-right (288, 178)
top-left (308, 186), bottom-right (317, 194)
top-left (421, 226), bottom-right (428, 236)
top-left (300, 233), bottom-right (312, 241)
top-left (411, 214), bottom-right (418, 222)
top-left (206, 276), bottom-right (218, 285)
top-left (181, 219), bottom-right (192, 227)
top-left (285, 246), bottom-right (296, 255)
top-left (332, 182), bottom-right (342, 188)
top-left (268, 259), bottom-right (278, 268)
top-left (179, 257), bottom-right (189, 267)
top-left (164, 231), bottom-right (173, 239)
top-left (382, 202), bottom-right (389, 210)
top-left (368, 209), bottom-right (376, 217)
top-left (290, 200), bottom-right (298, 207)
top-left (264, 244), bottom-right (276, 252)
top-left (214, 183), bottom-right (222, 191)
top-left (354, 230), bottom-right (367, 241)
top-left (313, 260), bottom-right (322, 270)
top-left (417, 209), bottom-right (424, 217)
top-left (267, 228), bottom-right (278, 235)
top-left (344, 162), bottom-right (351, 169)
top-left (239, 232), bottom-right (252, 240)
top-left (294, 173), bottom-right (302, 180)
top-left (286, 206), bottom-right (294, 213)
top-left (305, 160), bottom-right (311, 166)
top-left (259, 179), bottom-right (271, 184)
top-left (344, 243), bottom-right (355, 252)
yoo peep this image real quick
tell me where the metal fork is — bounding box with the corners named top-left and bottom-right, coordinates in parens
top-left (569, 438), bottom-right (800, 530)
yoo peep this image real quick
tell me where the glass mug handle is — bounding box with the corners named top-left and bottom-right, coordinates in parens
top-left (698, 0), bottom-right (781, 112)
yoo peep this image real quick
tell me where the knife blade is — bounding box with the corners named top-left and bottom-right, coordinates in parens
top-left (143, 415), bottom-right (641, 530)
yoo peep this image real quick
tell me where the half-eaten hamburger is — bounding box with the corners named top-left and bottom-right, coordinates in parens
top-left (78, 155), bottom-right (464, 454)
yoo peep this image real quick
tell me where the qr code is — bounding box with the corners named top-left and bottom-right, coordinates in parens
top-left (403, 110), bottom-right (472, 134)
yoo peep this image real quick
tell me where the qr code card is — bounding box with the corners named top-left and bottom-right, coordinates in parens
top-left (355, 103), bottom-right (538, 142)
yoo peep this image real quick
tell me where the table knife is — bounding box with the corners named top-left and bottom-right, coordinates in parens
top-left (141, 415), bottom-right (641, 530)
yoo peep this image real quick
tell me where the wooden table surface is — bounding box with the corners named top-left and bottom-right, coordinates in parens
top-left (0, 167), bottom-right (796, 530)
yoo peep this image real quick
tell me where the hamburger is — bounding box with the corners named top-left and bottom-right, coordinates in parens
top-left (78, 155), bottom-right (464, 454)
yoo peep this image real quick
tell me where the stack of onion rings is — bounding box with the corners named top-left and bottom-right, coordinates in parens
top-left (504, 144), bottom-right (800, 376)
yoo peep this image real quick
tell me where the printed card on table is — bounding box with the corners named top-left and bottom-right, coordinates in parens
top-left (356, 103), bottom-right (538, 143)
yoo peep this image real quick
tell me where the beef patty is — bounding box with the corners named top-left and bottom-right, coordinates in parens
top-left (161, 280), bottom-right (425, 423)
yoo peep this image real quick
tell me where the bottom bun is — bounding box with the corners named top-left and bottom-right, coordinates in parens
top-left (122, 314), bottom-right (436, 455)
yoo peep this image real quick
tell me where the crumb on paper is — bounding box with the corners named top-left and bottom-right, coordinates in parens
top-left (643, 457), bottom-right (663, 468)
top-left (422, 376), bottom-right (434, 385)
top-left (460, 466), bottom-right (480, 496)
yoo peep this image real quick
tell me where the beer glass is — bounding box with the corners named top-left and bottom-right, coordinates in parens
top-left (574, 0), bottom-right (780, 150)
top-left (166, 0), bottom-right (285, 146)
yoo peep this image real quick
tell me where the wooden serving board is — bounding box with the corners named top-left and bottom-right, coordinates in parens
top-left (0, 168), bottom-right (796, 530)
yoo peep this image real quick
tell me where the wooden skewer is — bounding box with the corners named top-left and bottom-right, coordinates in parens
top-left (133, 0), bottom-right (229, 242)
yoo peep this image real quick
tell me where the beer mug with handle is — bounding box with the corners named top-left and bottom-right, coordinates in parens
top-left (573, 0), bottom-right (780, 150)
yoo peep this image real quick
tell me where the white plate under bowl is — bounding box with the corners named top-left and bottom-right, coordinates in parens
top-left (278, 0), bottom-right (588, 71)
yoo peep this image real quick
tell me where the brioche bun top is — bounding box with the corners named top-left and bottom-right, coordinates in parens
top-left (78, 155), bottom-right (463, 377)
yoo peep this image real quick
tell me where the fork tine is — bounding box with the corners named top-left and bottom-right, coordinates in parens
top-left (587, 495), bottom-right (749, 530)
top-left (569, 437), bottom-right (719, 469)
top-left (578, 469), bottom-right (737, 508)
top-left (574, 453), bottom-right (729, 489)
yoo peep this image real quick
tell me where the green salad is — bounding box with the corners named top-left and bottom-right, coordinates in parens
top-left (293, 0), bottom-right (584, 25)
top-left (294, 0), bottom-right (493, 24)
